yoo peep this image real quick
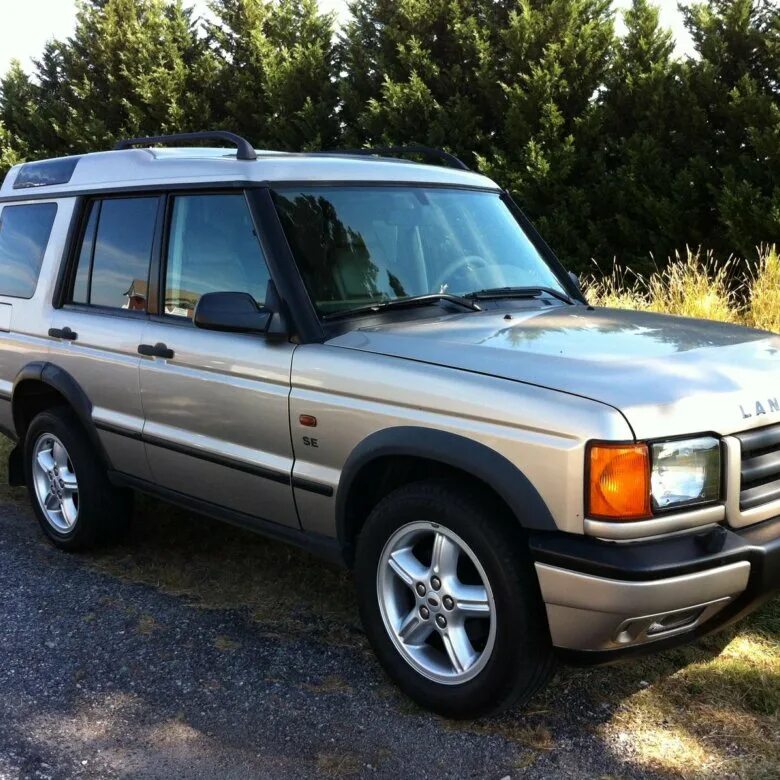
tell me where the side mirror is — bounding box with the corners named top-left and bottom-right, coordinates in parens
top-left (568, 270), bottom-right (581, 291)
top-left (194, 292), bottom-right (275, 335)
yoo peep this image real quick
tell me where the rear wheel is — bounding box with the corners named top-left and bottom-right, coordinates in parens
top-left (24, 408), bottom-right (132, 550)
top-left (355, 479), bottom-right (555, 718)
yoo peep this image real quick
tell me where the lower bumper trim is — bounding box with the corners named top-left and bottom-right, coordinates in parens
top-left (530, 515), bottom-right (780, 661)
top-left (536, 561), bottom-right (749, 651)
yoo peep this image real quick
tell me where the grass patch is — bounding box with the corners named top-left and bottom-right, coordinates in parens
top-left (584, 244), bottom-right (779, 333)
top-left (315, 750), bottom-right (364, 777)
top-left (747, 246), bottom-right (780, 333)
top-left (595, 603), bottom-right (780, 778)
top-left (135, 613), bottom-right (163, 636)
top-left (212, 635), bottom-right (241, 652)
top-left (303, 674), bottom-right (353, 694)
top-left (445, 603), bottom-right (778, 776)
top-left (87, 493), bottom-right (361, 645)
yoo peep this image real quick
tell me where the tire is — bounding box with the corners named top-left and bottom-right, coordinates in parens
top-left (354, 479), bottom-right (555, 719)
top-left (23, 407), bottom-right (133, 550)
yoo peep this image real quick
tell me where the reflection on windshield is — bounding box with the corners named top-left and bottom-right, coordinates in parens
top-left (271, 187), bottom-right (565, 315)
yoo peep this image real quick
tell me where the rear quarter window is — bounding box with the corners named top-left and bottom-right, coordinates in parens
top-left (0, 202), bottom-right (58, 298)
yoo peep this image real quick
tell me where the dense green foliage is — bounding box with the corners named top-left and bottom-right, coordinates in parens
top-left (1, 0), bottom-right (778, 273)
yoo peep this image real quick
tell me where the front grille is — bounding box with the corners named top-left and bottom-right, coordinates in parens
top-left (736, 424), bottom-right (780, 510)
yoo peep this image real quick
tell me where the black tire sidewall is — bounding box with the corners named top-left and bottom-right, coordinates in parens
top-left (355, 480), bottom-right (553, 719)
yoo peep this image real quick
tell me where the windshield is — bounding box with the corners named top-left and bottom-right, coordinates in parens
top-left (271, 186), bottom-right (566, 316)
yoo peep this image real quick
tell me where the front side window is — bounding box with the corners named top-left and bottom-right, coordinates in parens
top-left (271, 186), bottom-right (565, 315)
top-left (70, 197), bottom-right (159, 310)
top-left (0, 202), bottom-right (57, 298)
top-left (164, 193), bottom-right (270, 318)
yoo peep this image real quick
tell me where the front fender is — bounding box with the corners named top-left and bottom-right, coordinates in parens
top-left (336, 426), bottom-right (557, 548)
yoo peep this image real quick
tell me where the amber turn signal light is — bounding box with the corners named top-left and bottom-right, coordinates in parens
top-left (588, 442), bottom-right (651, 520)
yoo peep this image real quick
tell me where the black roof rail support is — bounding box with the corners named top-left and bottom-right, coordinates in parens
top-left (326, 145), bottom-right (470, 171)
top-left (114, 131), bottom-right (257, 161)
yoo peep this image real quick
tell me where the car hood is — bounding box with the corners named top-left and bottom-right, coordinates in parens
top-left (328, 305), bottom-right (780, 439)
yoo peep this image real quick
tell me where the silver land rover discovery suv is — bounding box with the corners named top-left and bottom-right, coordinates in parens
top-left (0, 131), bottom-right (778, 718)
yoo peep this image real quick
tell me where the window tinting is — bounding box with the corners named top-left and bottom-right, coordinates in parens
top-left (0, 203), bottom-right (57, 298)
top-left (164, 194), bottom-right (270, 318)
top-left (71, 197), bottom-right (158, 310)
top-left (271, 187), bottom-right (565, 315)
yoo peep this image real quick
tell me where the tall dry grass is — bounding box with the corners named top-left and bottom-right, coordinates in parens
top-left (583, 245), bottom-right (779, 332)
top-left (746, 245), bottom-right (780, 333)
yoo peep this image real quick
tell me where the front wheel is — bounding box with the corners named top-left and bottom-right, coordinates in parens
top-left (355, 479), bottom-right (555, 719)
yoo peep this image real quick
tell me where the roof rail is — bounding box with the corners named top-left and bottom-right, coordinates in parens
top-left (325, 145), bottom-right (470, 171)
top-left (114, 131), bottom-right (257, 161)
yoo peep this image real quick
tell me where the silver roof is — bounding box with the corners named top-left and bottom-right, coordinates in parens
top-left (0, 147), bottom-right (499, 197)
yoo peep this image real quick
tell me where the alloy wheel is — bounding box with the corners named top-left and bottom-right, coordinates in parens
top-left (32, 433), bottom-right (79, 533)
top-left (377, 521), bottom-right (496, 685)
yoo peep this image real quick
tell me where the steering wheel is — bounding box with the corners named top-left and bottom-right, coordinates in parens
top-left (431, 255), bottom-right (491, 293)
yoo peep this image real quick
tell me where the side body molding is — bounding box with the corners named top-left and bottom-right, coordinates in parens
top-left (336, 426), bottom-right (557, 547)
top-left (11, 362), bottom-right (111, 470)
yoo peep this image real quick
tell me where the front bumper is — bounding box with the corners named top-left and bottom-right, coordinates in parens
top-left (529, 516), bottom-right (780, 663)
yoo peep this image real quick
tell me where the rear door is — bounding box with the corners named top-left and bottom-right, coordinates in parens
top-left (49, 195), bottom-right (162, 480)
top-left (0, 200), bottom-right (59, 430)
top-left (138, 191), bottom-right (298, 528)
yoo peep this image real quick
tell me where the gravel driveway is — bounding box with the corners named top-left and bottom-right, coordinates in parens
top-left (0, 495), bottom-right (666, 780)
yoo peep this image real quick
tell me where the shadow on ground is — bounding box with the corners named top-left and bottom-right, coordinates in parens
top-left (92, 493), bottom-right (780, 778)
top-left (0, 438), bottom-right (777, 778)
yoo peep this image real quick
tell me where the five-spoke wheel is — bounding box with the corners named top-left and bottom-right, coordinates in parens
top-left (32, 433), bottom-right (79, 532)
top-left (356, 479), bottom-right (554, 718)
top-left (378, 522), bottom-right (496, 683)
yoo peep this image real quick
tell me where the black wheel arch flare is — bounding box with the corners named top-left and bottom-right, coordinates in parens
top-left (336, 426), bottom-right (557, 559)
top-left (11, 362), bottom-right (111, 472)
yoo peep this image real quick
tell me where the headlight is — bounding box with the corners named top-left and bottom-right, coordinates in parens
top-left (588, 436), bottom-right (721, 520)
top-left (650, 437), bottom-right (721, 511)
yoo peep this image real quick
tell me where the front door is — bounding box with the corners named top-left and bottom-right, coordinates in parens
top-left (138, 191), bottom-right (298, 528)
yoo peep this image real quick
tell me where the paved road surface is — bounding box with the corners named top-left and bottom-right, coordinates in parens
top-left (0, 497), bottom-right (655, 780)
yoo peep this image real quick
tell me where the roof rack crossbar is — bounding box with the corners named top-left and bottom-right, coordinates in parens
top-left (114, 131), bottom-right (257, 161)
top-left (326, 145), bottom-right (470, 171)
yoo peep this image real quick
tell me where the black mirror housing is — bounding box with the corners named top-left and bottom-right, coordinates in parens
top-left (194, 291), bottom-right (274, 334)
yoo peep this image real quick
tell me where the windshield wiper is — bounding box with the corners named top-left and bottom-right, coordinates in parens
top-left (324, 293), bottom-right (481, 320)
top-left (465, 286), bottom-right (575, 305)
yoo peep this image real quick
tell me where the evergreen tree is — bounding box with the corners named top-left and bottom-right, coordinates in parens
top-left (57, 0), bottom-right (216, 150)
top-left (207, 0), bottom-right (339, 150)
top-left (480, 0), bottom-right (615, 272)
top-left (0, 62), bottom-right (39, 158)
top-left (1, 0), bottom-right (778, 266)
top-left (583, 0), bottom-right (706, 272)
top-left (682, 0), bottom-right (780, 258)
top-left (0, 120), bottom-right (24, 180)
top-left (339, 0), bottom-right (508, 157)
top-left (1, 0), bottom-right (217, 158)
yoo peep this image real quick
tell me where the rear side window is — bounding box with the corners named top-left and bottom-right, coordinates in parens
top-left (70, 197), bottom-right (158, 310)
top-left (0, 203), bottom-right (58, 298)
